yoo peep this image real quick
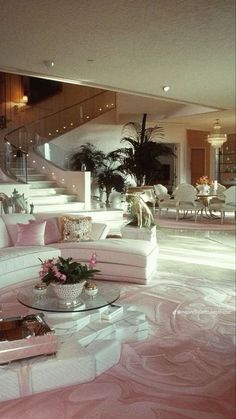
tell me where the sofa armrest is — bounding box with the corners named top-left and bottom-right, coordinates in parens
top-left (91, 223), bottom-right (109, 240)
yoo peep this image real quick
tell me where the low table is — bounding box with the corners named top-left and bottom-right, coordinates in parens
top-left (0, 280), bottom-right (149, 402)
top-left (197, 193), bottom-right (220, 218)
top-left (17, 282), bottom-right (120, 313)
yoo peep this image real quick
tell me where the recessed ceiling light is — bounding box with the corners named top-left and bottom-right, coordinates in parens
top-left (44, 60), bottom-right (55, 68)
top-left (162, 86), bottom-right (170, 92)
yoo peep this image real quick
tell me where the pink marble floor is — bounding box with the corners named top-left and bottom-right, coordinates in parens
top-left (0, 227), bottom-right (235, 418)
top-left (154, 213), bottom-right (236, 231)
top-left (0, 269), bottom-right (235, 419)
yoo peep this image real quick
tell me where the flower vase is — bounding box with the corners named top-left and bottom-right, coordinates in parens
top-left (51, 282), bottom-right (86, 307)
top-left (198, 184), bottom-right (210, 194)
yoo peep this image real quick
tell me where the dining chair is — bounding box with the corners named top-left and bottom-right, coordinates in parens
top-left (153, 184), bottom-right (169, 198)
top-left (173, 183), bottom-right (198, 196)
top-left (154, 184), bottom-right (177, 216)
top-left (174, 184), bottom-right (204, 222)
top-left (209, 183), bottom-right (226, 204)
top-left (208, 185), bottom-right (236, 223)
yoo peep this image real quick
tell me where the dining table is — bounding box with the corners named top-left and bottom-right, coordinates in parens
top-left (197, 192), bottom-right (221, 218)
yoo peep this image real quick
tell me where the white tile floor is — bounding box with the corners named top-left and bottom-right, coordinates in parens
top-left (156, 227), bottom-right (235, 282)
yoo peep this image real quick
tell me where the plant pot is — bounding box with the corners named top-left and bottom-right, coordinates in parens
top-left (51, 282), bottom-right (86, 307)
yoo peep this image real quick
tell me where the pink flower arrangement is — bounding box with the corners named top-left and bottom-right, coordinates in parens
top-left (196, 175), bottom-right (212, 185)
top-left (39, 254), bottom-right (100, 286)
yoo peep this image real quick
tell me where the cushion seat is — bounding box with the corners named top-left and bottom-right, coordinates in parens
top-left (48, 238), bottom-right (159, 284)
top-left (50, 238), bottom-right (155, 267)
top-left (0, 246), bottom-right (60, 288)
top-left (0, 213), bottom-right (159, 287)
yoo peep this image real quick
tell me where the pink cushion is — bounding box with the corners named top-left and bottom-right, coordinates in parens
top-left (29, 218), bottom-right (61, 244)
top-left (15, 221), bottom-right (46, 246)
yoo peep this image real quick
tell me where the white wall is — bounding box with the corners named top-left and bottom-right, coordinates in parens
top-left (53, 109), bottom-right (189, 184)
top-left (53, 109), bottom-right (121, 154)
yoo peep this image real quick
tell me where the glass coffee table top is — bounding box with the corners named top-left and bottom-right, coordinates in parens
top-left (17, 281), bottom-right (120, 313)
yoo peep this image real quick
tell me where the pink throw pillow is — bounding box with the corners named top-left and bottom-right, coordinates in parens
top-left (15, 221), bottom-right (46, 246)
top-left (29, 218), bottom-right (61, 244)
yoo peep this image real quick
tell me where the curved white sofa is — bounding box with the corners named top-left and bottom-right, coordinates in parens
top-left (0, 213), bottom-right (159, 288)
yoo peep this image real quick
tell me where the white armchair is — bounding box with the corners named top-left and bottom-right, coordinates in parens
top-left (208, 186), bottom-right (236, 223)
top-left (209, 183), bottom-right (226, 204)
top-left (140, 189), bottom-right (157, 212)
top-left (153, 184), bottom-right (176, 215)
top-left (174, 184), bottom-right (204, 222)
top-left (154, 184), bottom-right (171, 201)
top-left (158, 183), bottom-right (203, 221)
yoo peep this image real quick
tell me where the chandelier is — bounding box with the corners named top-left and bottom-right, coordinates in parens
top-left (207, 119), bottom-right (227, 149)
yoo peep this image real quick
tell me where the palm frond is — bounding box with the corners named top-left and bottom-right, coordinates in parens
top-left (70, 142), bottom-right (105, 174)
top-left (149, 126), bottom-right (165, 141)
top-left (121, 122), bottom-right (141, 140)
top-left (121, 137), bottom-right (139, 149)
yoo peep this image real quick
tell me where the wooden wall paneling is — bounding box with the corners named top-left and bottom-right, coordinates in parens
top-left (187, 129), bottom-right (211, 184)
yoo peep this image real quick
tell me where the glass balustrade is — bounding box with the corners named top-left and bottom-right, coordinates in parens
top-left (4, 91), bottom-right (116, 182)
top-left (4, 142), bottom-right (28, 183)
top-left (36, 142), bottom-right (71, 170)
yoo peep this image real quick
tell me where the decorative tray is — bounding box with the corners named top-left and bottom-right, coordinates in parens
top-left (0, 313), bottom-right (57, 364)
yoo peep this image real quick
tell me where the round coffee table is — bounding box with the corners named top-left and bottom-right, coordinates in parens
top-left (1, 282), bottom-right (148, 402)
top-left (17, 281), bottom-right (120, 313)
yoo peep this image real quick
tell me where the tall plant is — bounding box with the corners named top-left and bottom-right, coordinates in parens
top-left (70, 143), bottom-right (104, 173)
top-left (70, 143), bottom-right (126, 206)
top-left (116, 113), bottom-right (175, 186)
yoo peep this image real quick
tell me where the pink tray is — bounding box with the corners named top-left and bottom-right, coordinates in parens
top-left (0, 313), bottom-right (57, 364)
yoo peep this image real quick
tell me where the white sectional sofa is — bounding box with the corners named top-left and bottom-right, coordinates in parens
top-left (0, 213), bottom-right (159, 289)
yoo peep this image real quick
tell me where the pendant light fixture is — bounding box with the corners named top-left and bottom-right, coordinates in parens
top-left (207, 119), bottom-right (227, 149)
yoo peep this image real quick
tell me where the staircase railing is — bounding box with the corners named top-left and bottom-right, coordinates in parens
top-left (4, 90), bottom-right (116, 182)
top-left (4, 141), bottom-right (28, 184)
top-left (36, 141), bottom-right (71, 170)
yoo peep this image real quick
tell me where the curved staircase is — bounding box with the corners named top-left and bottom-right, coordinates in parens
top-left (1, 90), bottom-right (116, 212)
top-left (10, 163), bottom-right (85, 213)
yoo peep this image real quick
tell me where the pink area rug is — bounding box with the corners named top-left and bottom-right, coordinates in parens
top-left (0, 273), bottom-right (235, 419)
top-left (155, 214), bottom-right (236, 231)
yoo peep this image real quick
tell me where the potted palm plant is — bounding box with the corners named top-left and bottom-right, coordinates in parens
top-left (116, 113), bottom-right (175, 186)
top-left (70, 143), bottom-right (127, 207)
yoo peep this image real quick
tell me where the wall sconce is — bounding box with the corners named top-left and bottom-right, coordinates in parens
top-left (22, 95), bottom-right (28, 104)
top-left (12, 95), bottom-right (29, 114)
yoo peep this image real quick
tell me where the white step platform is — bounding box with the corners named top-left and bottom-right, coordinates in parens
top-left (32, 202), bottom-right (85, 213)
top-left (0, 304), bottom-right (149, 401)
top-left (28, 194), bottom-right (78, 205)
top-left (29, 187), bottom-right (66, 196)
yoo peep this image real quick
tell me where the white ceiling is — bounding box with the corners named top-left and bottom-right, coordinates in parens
top-left (0, 0), bottom-right (235, 131)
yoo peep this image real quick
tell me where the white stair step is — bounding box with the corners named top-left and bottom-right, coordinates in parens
top-left (7, 164), bottom-right (86, 212)
top-left (32, 202), bottom-right (85, 213)
top-left (11, 167), bottom-right (39, 174)
top-left (21, 174), bottom-right (49, 181)
top-left (29, 180), bottom-right (59, 188)
top-left (29, 187), bottom-right (66, 196)
top-left (29, 195), bottom-right (78, 205)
